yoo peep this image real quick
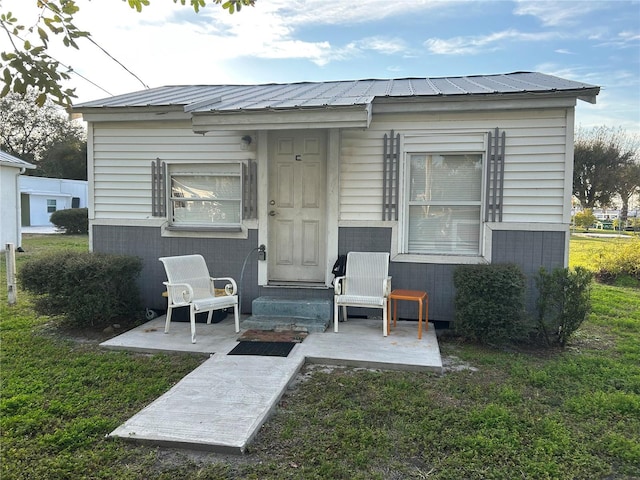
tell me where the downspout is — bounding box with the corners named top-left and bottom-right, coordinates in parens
top-left (16, 167), bottom-right (26, 249)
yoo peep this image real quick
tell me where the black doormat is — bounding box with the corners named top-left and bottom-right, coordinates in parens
top-left (227, 341), bottom-right (296, 357)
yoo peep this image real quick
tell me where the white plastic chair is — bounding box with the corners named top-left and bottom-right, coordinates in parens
top-left (159, 254), bottom-right (239, 343)
top-left (334, 252), bottom-right (391, 336)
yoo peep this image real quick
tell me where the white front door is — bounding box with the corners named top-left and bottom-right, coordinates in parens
top-left (268, 130), bottom-right (327, 283)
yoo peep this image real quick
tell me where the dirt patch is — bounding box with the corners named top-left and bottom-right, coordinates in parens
top-left (441, 355), bottom-right (478, 373)
top-left (238, 329), bottom-right (308, 343)
top-left (39, 320), bottom-right (136, 345)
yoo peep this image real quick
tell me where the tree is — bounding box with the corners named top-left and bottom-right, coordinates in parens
top-left (573, 209), bottom-right (596, 231)
top-left (573, 126), bottom-right (637, 209)
top-left (613, 161), bottom-right (640, 225)
top-left (38, 135), bottom-right (87, 180)
top-left (0, 0), bottom-right (255, 107)
top-left (0, 90), bottom-right (86, 178)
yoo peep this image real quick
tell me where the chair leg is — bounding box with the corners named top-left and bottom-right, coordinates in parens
top-left (233, 304), bottom-right (240, 333)
top-left (342, 306), bottom-right (348, 322)
top-left (190, 304), bottom-right (197, 344)
top-left (334, 301), bottom-right (339, 332)
top-left (206, 310), bottom-right (213, 324)
top-left (382, 299), bottom-right (388, 337)
top-left (164, 306), bottom-right (173, 334)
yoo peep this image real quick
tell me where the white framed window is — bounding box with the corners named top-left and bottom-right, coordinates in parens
top-left (168, 163), bottom-right (242, 228)
top-left (404, 153), bottom-right (483, 255)
top-left (47, 199), bottom-right (57, 213)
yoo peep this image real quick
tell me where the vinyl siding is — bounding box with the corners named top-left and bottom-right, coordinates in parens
top-left (339, 108), bottom-right (570, 223)
top-left (91, 107), bottom-right (570, 224)
top-left (91, 122), bottom-right (254, 219)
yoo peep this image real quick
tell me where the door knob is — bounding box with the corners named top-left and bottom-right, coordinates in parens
top-left (269, 210), bottom-right (277, 216)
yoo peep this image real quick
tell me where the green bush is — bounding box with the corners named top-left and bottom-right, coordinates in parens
top-left (453, 264), bottom-right (527, 345)
top-left (49, 208), bottom-right (88, 234)
top-left (535, 267), bottom-right (593, 347)
top-left (594, 238), bottom-right (640, 285)
top-left (19, 251), bottom-right (143, 327)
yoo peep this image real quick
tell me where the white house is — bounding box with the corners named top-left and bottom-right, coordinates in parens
top-left (19, 176), bottom-right (88, 227)
top-left (73, 72), bottom-right (600, 323)
top-left (0, 150), bottom-right (35, 248)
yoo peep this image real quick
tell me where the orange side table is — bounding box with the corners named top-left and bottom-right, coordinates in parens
top-left (388, 289), bottom-right (428, 339)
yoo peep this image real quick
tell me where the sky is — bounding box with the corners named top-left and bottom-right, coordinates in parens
top-left (2, 0), bottom-right (639, 131)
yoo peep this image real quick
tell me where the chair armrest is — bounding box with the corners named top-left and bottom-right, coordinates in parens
top-left (383, 276), bottom-right (392, 297)
top-left (334, 276), bottom-right (346, 295)
top-left (163, 281), bottom-right (194, 305)
top-left (212, 277), bottom-right (238, 296)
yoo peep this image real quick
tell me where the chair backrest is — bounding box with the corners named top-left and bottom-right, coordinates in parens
top-left (159, 254), bottom-right (213, 300)
top-left (345, 252), bottom-right (389, 297)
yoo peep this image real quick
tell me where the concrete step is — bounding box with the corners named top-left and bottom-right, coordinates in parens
top-left (241, 315), bottom-right (329, 333)
top-left (251, 296), bottom-right (332, 320)
top-left (244, 297), bottom-right (333, 333)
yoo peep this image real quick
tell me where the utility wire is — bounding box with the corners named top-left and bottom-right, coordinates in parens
top-left (85, 35), bottom-right (150, 90)
top-left (3, 4), bottom-right (150, 95)
top-left (2, 26), bottom-right (114, 97)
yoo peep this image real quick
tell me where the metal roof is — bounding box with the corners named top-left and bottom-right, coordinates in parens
top-left (0, 150), bottom-right (35, 169)
top-left (73, 72), bottom-right (599, 112)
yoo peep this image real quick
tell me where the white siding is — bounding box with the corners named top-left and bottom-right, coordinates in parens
top-left (339, 108), bottom-right (570, 223)
top-left (91, 121), bottom-right (254, 219)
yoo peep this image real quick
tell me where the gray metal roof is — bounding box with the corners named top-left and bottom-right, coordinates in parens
top-left (0, 150), bottom-right (35, 169)
top-left (73, 72), bottom-right (599, 112)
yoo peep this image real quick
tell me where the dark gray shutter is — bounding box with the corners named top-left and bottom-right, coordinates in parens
top-left (485, 128), bottom-right (506, 222)
top-left (151, 158), bottom-right (166, 217)
top-left (382, 130), bottom-right (400, 221)
top-left (243, 159), bottom-right (257, 220)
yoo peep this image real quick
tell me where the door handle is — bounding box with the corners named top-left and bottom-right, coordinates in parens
top-left (269, 210), bottom-right (277, 216)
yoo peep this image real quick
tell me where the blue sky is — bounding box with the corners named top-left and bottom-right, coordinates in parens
top-left (5, 0), bottom-right (639, 131)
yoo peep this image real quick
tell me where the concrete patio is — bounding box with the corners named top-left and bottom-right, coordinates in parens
top-left (100, 314), bottom-right (443, 453)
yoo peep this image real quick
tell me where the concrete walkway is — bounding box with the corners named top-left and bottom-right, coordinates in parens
top-left (101, 316), bottom-right (443, 453)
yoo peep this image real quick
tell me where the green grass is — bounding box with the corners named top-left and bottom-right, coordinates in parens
top-left (1, 234), bottom-right (639, 479)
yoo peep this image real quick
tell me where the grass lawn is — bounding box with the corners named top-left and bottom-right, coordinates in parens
top-left (1, 234), bottom-right (639, 479)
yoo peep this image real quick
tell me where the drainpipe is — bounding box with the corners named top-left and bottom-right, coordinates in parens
top-left (15, 168), bottom-right (26, 248)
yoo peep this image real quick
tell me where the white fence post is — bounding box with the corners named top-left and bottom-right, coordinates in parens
top-left (6, 243), bottom-right (17, 305)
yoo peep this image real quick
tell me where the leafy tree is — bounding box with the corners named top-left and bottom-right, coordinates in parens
top-left (573, 209), bottom-right (596, 231)
top-left (0, 0), bottom-right (255, 107)
top-left (38, 136), bottom-right (87, 180)
top-left (573, 126), bottom-right (637, 209)
top-left (614, 161), bottom-right (640, 224)
top-left (0, 90), bottom-right (86, 178)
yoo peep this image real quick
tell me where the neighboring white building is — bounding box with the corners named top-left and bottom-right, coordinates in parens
top-left (19, 176), bottom-right (88, 227)
top-left (0, 150), bottom-right (35, 248)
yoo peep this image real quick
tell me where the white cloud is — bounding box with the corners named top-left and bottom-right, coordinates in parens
top-left (513, 0), bottom-right (608, 27)
top-left (352, 37), bottom-right (409, 55)
top-left (424, 29), bottom-right (559, 55)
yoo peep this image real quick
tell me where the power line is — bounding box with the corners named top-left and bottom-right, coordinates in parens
top-left (85, 35), bottom-right (150, 90)
top-left (1, 26), bottom-right (114, 97)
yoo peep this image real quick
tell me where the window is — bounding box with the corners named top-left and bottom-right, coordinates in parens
top-left (405, 153), bottom-right (483, 255)
top-left (169, 164), bottom-right (242, 228)
top-left (47, 199), bottom-right (57, 213)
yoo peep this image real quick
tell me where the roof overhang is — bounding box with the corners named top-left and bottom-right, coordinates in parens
top-left (190, 104), bottom-right (373, 133)
top-left (371, 90), bottom-right (600, 114)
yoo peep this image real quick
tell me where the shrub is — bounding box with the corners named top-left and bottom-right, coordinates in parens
top-left (19, 251), bottom-right (143, 327)
top-left (594, 238), bottom-right (640, 285)
top-left (535, 267), bottom-right (593, 347)
top-left (453, 264), bottom-right (527, 345)
top-left (573, 209), bottom-right (596, 230)
top-left (49, 208), bottom-right (88, 234)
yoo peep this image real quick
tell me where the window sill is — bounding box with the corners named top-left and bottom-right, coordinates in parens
top-left (165, 225), bottom-right (243, 233)
top-left (161, 224), bottom-right (248, 239)
top-left (392, 253), bottom-right (488, 265)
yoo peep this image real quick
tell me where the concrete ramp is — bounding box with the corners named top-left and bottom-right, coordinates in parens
top-left (109, 350), bottom-right (305, 453)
